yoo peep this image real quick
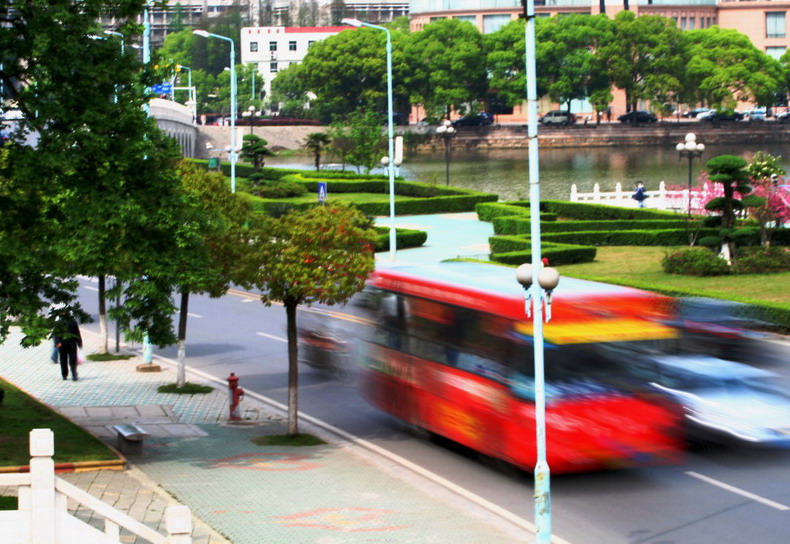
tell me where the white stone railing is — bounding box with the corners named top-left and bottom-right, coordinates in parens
top-left (0, 429), bottom-right (192, 544)
top-left (570, 181), bottom-right (689, 211)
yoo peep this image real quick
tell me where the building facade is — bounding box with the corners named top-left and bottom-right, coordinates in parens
top-left (240, 26), bottom-right (348, 111)
top-left (409, 0), bottom-right (790, 121)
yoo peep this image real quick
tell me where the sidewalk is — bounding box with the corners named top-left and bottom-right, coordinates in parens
top-left (0, 214), bottom-right (536, 543)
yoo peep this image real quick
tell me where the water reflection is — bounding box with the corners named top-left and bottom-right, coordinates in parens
top-left (269, 143), bottom-right (790, 201)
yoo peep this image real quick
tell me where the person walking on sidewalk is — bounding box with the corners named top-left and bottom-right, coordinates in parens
top-left (53, 315), bottom-right (82, 381)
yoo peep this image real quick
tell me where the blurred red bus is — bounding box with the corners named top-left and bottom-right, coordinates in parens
top-left (358, 261), bottom-right (685, 474)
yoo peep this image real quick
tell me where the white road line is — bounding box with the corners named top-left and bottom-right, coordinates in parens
top-left (256, 332), bottom-right (287, 343)
top-left (187, 313), bottom-right (202, 319)
top-left (686, 471), bottom-right (790, 511)
top-left (83, 286), bottom-right (99, 292)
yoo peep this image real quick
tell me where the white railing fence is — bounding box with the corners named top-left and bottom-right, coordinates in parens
top-left (570, 181), bottom-right (689, 211)
top-left (0, 429), bottom-right (192, 544)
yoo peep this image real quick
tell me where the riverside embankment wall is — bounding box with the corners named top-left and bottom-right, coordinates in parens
top-left (195, 121), bottom-right (790, 157)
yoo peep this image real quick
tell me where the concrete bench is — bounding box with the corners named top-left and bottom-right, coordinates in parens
top-left (111, 424), bottom-right (149, 455)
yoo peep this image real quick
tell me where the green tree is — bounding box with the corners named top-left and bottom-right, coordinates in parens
top-left (0, 0), bottom-right (186, 348)
top-left (250, 203), bottom-right (375, 435)
top-left (598, 12), bottom-right (686, 114)
top-left (241, 134), bottom-right (274, 172)
top-left (171, 161), bottom-right (256, 386)
top-left (538, 14), bottom-right (615, 112)
top-left (304, 132), bottom-right (331, 171)
top-left (270, 25), bottom-right (409, 123)
top-left (333, 109), bottom-right (385, 174)
top-left (269, 63), bottom-right (310, 118)
top-left (158, 27), bottom-right (195, 69)
top-left (403, 18), bottom-right (487, 118)
top-left (704, 155), bottom-right (753, 262)
top-left (685, 27), bottom-right (784, 109)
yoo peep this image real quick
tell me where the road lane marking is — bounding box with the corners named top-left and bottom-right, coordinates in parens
top-left (187, 312), bottom-right (202, 319)
top-left (686, 471), bottom-right (790, 511)
top-left (227, 287), bottom-right (374, 326)
top-left (256, 332), bottom-right (287, 343)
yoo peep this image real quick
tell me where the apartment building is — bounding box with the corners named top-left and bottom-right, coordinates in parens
top-left (409, 0), bottom-right (790, 121)
top-left (240, 25), bottom-right (348, 110)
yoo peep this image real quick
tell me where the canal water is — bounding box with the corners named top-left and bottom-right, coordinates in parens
top-left (268, 142), bottom-right (790, 201)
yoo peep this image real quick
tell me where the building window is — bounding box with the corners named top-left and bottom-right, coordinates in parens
top-left (308, 40), bottom-right (315, 48)
top-left (767, 12), bottom-right (786, 39)
top-left (289, 40), bottom-right (297, 51)
top-left (454, 15), bottom-right (476, 25)
top-left (270, 62), bottom-right (278, 73)
top-left (250, 41), bottom-right (258, 52)
top-left (269, 41), bottom-right (277, 52)
top-left (767, 46), bottom-right (786, 60)
top-left (482, 14), bottom-right (511, 34)
top-left (689, 17), bottom-right (695, 29)
top-left (680, 17), bottom-right (687, 30)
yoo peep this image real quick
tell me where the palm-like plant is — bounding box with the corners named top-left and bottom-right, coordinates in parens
top-left (304, 132), bottom-right (331, 171)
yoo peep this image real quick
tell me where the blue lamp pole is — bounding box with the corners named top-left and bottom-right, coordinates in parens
top-left (521, 0), bottom-right (553, 541)
top-left (194, 30), bottom-right (237, 193)
top-left (342, 17), bottom-right (397, 261)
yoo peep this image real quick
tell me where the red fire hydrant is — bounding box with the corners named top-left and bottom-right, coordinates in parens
top-left (227, 372), bottom-right (244, 421)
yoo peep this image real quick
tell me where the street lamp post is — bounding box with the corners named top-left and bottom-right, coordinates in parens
top-left (242, 105), bottom-right (260, 135)
top-left (436, 120), bottom-right (456, 186)
top-left (523, 0), bottom-right (553, 540)
top-left (341, 17), bottom-right (397, 261)
top-left (194, 29), bottom-right (237, 193)
top-left (676, 133), bottom-right (705, 218)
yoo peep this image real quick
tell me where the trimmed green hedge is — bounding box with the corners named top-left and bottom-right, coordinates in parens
top-left (375, 227), bottom-right (427, 252)
top-left (491, 243), bottom-right (597, 266)
top-left (492, 218), bottom-right (690, 236)
top-left (541, 228), bottom-right (721, 246)
top-left (541, 200), bottom-right (680, 220)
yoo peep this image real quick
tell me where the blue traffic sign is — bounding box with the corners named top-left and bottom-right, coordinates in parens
top-left (317, 182), bottom-right (327, 204)
top-left (152, 82), bottom-right (173, 95)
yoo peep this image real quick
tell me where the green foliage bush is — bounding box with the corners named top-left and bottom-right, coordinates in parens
top-left (374, 227), bottom-right (428, 252)
top-left (248, 181), bottom-right (308, 198)
top-left (732, 247), bottom-right (790, 274)
top-left (661, 248), bottom-right (731, 276)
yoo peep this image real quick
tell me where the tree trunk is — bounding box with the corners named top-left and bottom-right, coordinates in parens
top-left (98, 275), bottom-right (108, 353)
top-left (286, 300), bottom-right (299, 435)
top-left (177, 290), bottom-right (189, 388)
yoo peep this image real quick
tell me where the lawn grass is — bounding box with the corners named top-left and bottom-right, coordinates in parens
top-left (157, 382), bottom-right (214, 394)
top-left (0, 379), bottom-right (119, 467)
top-left (556, 246), bottom-right (790, 306)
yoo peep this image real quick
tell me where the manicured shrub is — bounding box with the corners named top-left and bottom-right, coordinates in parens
top-left (661, 247), bottom-right (730, 276)
top-left (249, 181), bottom-right (307, 198)
top-left (732, 246), bottom-right (790, 274)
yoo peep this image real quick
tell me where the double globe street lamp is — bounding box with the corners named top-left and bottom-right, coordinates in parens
top-left (676, 132), bottom-right (705, 218)
top-left (436, 120), bottom-right (456, 186)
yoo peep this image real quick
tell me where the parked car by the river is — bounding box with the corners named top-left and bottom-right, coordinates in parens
top-left (539, 110), bottom-right (577, 126)
top-left (683, 107), bottom-right (712, 118)
top-left (618, 110), bottom-right (657, 123)
top-left (699, 109), bottom-right (744, 122)
top-left (452, 112), bottom-right (493, 127)
top-left (743, 107), bottom-right (767, 121)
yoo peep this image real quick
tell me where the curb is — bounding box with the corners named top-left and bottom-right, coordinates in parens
top-left (0, 459), bottom-right (126, 474)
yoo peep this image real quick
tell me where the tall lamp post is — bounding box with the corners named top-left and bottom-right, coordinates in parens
top-left (242, 105), bottom-right (260, 135)
top-left (522, 0), bottom-right (553, 539)
top-left (341, 17), bottom-right (397, 261)
top-left (194, 29), bottom-right (237, 193)
top-left (436, 120), bottom-right (456, 186)
top-left (676, 133), bottom-right (705, 218)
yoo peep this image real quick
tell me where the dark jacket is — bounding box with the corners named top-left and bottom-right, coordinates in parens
top-left (54, 319), bottom-right (82, 350)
